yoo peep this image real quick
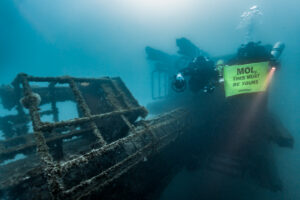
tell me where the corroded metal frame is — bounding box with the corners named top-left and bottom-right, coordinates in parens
top-left (9, 73), bottom-right (149, 199)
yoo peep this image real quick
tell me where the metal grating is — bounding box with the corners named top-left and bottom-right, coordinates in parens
top-left (0, 74), bottom-right (189, 200)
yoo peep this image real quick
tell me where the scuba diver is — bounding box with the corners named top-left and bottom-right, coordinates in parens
top-left (146, 38), bottom-right (290, 192)
top-left (172, 41), bottom-right (285, 95)
top-left (172, 41), bottom-right (286, 192)
top-left (227, 41), bottom-right (284, 67)
top-left (172, 55), bottom-right (218, 93)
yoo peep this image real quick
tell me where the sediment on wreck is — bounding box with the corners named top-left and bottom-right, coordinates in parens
top-left (0, 73), bottom-right (295, 199)
top-left (0, 74), bottom-right (190, 200)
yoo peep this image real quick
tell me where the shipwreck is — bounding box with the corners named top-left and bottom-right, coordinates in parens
top-left (0, 73), bottom-right (190, 200)
top-left (0, 71), bottom-right (294, 200)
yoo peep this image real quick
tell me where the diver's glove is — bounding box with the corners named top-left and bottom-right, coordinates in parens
top-left (172, 73), bottom-right (186, 92)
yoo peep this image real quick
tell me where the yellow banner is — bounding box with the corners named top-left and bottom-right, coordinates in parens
top-left (223, 62), bottom-right (269, 97)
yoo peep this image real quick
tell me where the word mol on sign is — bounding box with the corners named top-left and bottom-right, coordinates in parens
top-left (223, 62), bottom-right (269, 97)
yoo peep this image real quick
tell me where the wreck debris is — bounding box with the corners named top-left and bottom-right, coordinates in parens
top-left (0, 74), bottom-right (189, 200)
top-left (0, 72), bottom-right (295, 199)
top-left (68, 78), bottom-right (106, 145)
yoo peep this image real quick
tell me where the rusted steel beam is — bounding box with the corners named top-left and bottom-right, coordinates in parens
top-left (0, 108), bottom-right (189, 200)
top-left (68, 78), bottom-right (106, 146)
top-left (60, 108), bottom-right (189, 199)
top-left (19, 74), bottom-right (42, 129)
top-left (18, 74), bottom-right (64, 200)
top-left (1, 76), bottom-right (145, 116)
top-left (63, 143), bottom-right (153, 199)
top-left (27, 76), bottom-right (111, 84)
top-left (37, 107), bottom-right (146, 132)
top-left (100, 80), bottom-right (136, 131)
top-left (0, 74), bottom-right (163, 200)
top-left (0, 128), bottom-right (93, 163)
top-left (111, 77), bottom-right (141, 107)
top-left (34, 132), bottom-right (64, 200)
top-left (60, 108), bottom-right (186, 175)
top-left (0, 85), bottom-right (74, 110)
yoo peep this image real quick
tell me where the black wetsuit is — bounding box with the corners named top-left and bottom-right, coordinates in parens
top-left (179, 56), bottom-right (218, 93)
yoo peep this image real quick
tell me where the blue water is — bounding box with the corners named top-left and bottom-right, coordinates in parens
top-left (1, 0), bottom-right (300, 199)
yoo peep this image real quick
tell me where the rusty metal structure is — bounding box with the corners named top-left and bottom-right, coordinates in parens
top-left (0, 74), bottom-right (189, 200)
top-left (0, 72), bottom-right (295, 199)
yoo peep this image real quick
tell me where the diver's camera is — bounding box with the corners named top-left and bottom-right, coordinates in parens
top-left (172, 73), bottom-right (186, 92)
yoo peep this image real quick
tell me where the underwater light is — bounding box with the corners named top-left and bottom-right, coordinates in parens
top-left (262, 66), bottom-right (276, 90)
